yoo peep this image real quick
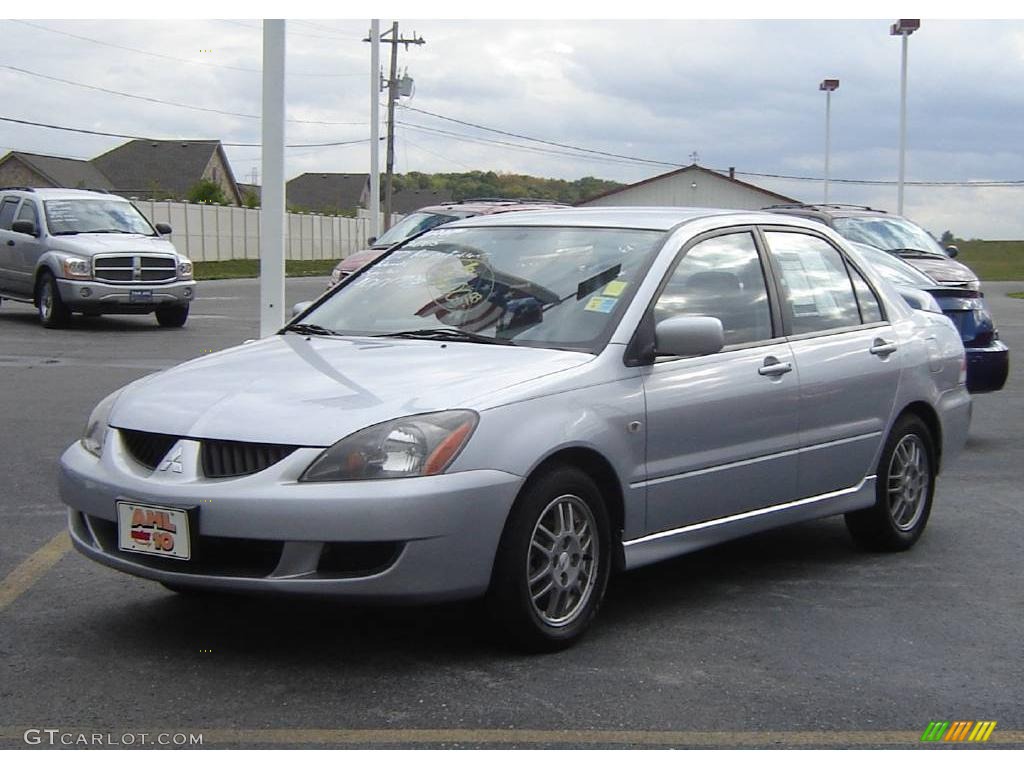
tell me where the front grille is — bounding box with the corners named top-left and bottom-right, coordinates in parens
top-left (201, 439), bottom-right (298, 478)
top-left (121, 429), bottom-right (179, 470)
top-left (94, 254), bottom-right (177, 284)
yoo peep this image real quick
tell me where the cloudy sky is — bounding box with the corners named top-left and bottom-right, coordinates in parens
top-left (2, 13), bottom-right (1023, 238)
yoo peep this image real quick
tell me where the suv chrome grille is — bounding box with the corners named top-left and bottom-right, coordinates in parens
top-left (94, 254), bottom-right (177, 284)
top-left (201, 439), bottom-right (299, 478)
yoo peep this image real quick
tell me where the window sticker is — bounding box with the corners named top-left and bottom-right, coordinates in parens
top-left (602, 280), bottom-right (628, 297)
top-left (584, 296), bottom-right (618, 314)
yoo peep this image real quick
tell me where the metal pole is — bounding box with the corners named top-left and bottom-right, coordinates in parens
top-left (369, 20), bottom-right (381, 239)
top-left (824, 90), bottom-right (832, 204)
top-left (384, 21), bottom-right (399, 225)
top-left (260, 19), bottom-right (286, 337)
top-left (897, 31), bottom-right (909, 215)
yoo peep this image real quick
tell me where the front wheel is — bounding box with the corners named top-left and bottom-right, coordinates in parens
top-left (37, 272), bottom-right (71, 328)
top-left (845, 414), bottom-right (936, 551)
top-left (155, 304), bottom-right (189, 328)
top-left (487, 465), bottom-right (611, 652)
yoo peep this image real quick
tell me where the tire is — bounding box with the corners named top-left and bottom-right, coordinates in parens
top-left (156, 304), bottom-right (189, 328)
top-left (487, 465), bottom-right (611, 652)
top-left (845, 414), bottom-right (936, 551)
top-left (37, 271), bottom-right (70, 328)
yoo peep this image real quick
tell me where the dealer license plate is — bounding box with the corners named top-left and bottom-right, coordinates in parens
top-left (117, 501), bottom-right (191, 560)
top-left (129, 289), bottom-right (153, 303)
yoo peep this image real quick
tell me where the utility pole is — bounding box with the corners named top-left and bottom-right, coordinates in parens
top-left (365, 22), bottom-right (425, 225)
top-left (368, 19), bottom-right (381, 240)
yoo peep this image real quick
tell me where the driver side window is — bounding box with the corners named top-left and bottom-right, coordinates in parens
top-left (655, 231), bottom-right (773, 346)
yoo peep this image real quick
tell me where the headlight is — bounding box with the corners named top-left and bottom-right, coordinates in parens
top-left (81, 389), bottom-right (122, 458)
top-left (300, 410), bottom-right (478, 482)
top-left (179, 259), bottom-right (193, 278)
top-left (61, 257), bottom-right (91, 279)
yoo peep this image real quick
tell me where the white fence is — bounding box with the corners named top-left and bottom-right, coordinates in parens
top-left (132, 200), bottom-right (401, 263)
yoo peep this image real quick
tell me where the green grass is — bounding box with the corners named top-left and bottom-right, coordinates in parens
top-left (953, 240), bottom-right (1024, 281)
top-left (1008, 292), bottom-right (1024, 299)
top-left (194, 259), bottom-right (336, 280)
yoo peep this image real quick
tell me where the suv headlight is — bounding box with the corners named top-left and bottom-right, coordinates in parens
top-left (61, 257), bottom-right (91, 279)
top-left (81, 389), bottom-right (122, 458)
top-left (178, 259), bottom-right (193, 278)
top-left (300, 410), bottom-right (478, 482)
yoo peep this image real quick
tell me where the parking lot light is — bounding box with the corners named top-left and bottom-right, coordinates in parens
top-left (820, 79), bottom-right (840, 204)
top-left (891, 19), bottom-right (920, 215)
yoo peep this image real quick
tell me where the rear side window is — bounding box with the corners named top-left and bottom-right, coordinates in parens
top-left (0, 198), bottom-right (19, 230)
top-left (848, 267), bottom-right (884, 323)
top-left (765, 231), bottom-right (861, 334)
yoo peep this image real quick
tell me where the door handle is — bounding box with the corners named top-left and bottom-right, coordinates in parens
top-left (6, 240), bottom-right (13, 246)
top-left (870, 339), bottom-right (898, 356)
top-left (758, 356), bottom-right (793, 376)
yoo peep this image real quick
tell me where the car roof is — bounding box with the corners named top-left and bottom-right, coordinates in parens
top-left (1, 187), bottom-right (128, 202)
top-left (763, 203), bottom-right (903, 221)
top-left (413, 199), bottom-right (569, 217)
top-left (444, 206), bottom-right (824, 232)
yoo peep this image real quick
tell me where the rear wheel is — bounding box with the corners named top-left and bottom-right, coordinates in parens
top-left (487, 465), bottom-right (611, 652)
top-left (37, 271), bottom-right (70, 328)
top-left (156, 304), bottom-right (189, 328)
top-left (845, 414), bottom-right (936, 551)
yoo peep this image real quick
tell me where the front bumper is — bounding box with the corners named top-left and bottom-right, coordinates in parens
top-left (59, 436), bottom-right (522, 602)
top-left (965, 341), bottom-right (1009, 394)
top-left (57, 278), bottom-right (195, 313)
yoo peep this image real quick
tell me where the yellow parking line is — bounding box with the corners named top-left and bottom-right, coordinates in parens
top-left (0, 530), bottom-right (70, 613)
top-left (4, 726), bottom-right (1022, 747)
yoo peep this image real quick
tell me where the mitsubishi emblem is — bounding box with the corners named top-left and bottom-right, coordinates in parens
top-left (158, 446), bottom-right (184, 474)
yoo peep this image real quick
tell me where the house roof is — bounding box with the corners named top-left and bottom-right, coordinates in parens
top-left (237, 183), bottom-right (261, 203)
top-left (1, 151), bottom-right (114, 190)
top-left (92, 139), bottom-right (235, 200)
top-left (286, 173), bottom-right (368, 212)
top-left (578, 164), bottom-right (801, 206)
top-left (389, 188), bottom-right (453, 214)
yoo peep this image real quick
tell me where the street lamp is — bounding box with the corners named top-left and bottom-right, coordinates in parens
top-left (820, 78), bottom-right (839, 204)
top-left (891, 19), bottom-right (920, 215)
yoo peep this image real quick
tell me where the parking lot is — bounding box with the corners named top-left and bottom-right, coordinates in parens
top-left (2, 276), bottom-right (1022, 749)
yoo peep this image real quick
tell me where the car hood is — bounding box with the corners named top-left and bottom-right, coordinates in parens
top-left (50, 233), bottom-right (178, 257)
top-left (337, 246), bottom-right (387, 272)
top-left (110, 334), bottom-right (592, 446)
top-left (900, 255), bottom-right (977, 284)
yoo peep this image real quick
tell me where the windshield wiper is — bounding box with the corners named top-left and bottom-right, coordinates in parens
top-left (51, 230), bottom-right (81, 235)
top-left (888, 248), bottom-right (945, 259)
top-left (284, 323), bottom-right (341, 337)
top-left (79, 229), bottom-right (135, 234)
top-left (375, 328), bottom-right (512, 345)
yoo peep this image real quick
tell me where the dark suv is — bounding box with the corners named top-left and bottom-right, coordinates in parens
top-left (326, 199), bottom-right (569, 289)
top-left (764, 204), bottom-right (981, 291)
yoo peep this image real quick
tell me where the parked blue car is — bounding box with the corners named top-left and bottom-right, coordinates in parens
top-left (851, 243), bottom-right (1008, 394)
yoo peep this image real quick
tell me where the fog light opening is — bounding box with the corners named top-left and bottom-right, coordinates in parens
top-left (79, 287), bottom-right (92, 298)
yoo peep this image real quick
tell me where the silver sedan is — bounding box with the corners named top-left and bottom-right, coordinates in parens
top-left (59, 208), bottom-right (971, 650)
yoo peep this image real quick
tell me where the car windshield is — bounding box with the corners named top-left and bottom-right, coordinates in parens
top-left (833, 215), bottom-right (944, 256)
top-left (375, 212), bottom-right (461, 246)
top-left (299, 225), bottom-right (666, 353)
top-left (43, 199), bottom-right (156, 236)
top-left (851, 243), bottom-right (935, 288)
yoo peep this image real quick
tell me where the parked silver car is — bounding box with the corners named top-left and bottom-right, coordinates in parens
top-left (0, 187), bottom-right (194, 327)
top-left (59, 208), bottom-right (970, 650)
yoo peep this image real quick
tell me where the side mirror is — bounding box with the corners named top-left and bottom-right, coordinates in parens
top-left (155, 223), bottom-right (173, 235)
top-left (11, 220), bottom-right (38, 237)
top-left (655, 316), bottom-right (724, 357)
top-left (945, 244), bottom-right (959, 259)
top-left (291, 301), bottom-right (313, 319)
top-left (367, 236), bottom-right (377, 246)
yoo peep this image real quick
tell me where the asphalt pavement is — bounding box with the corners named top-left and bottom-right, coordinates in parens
top-left (1, 277), bottom-right (1022, 749)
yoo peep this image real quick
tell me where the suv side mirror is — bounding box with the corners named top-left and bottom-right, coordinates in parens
top-left (11, 220), bottom-right (38, 237)
top-left (655, 316), bottom-right (725, 357)
top-left (367, 236), bottom-right (377, 246)
top-left (155, 223), bottom-right (173, 235)
top-left (945, 244), bottom-right (959, 259)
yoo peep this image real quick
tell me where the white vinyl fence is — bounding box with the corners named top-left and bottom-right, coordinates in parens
top-left (132, 200), bottom-right (401, 263)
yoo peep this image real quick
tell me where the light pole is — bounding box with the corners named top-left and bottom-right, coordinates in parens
top-left (891, 18), bottom-right (920, 215)
top-left (820, 79), bottom-right (839, 204)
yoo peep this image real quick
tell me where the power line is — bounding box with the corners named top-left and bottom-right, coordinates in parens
top-left (8, 19), bottom-right (362, 78)
top-left (0, 64), bottom-right (368, 127)
top-left (0, 115), bottom-right (375, 149)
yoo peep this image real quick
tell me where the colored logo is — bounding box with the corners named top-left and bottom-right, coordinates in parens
top-left (920, 721), bottom-right (997, 743)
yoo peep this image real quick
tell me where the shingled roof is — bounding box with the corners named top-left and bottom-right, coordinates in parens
top-left (390, 188), bottom-right (454, 214)
top-left (92, 140), bottom-right (240, 203)
top-left (286, 173), bottom-right (369, 213)
top-left (0, 151), bottom-right (114, 190)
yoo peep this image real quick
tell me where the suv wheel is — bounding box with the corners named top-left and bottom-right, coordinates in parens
top-left (37, 272), bottom-right (71, 328)
top-left (845, 414), bottom-right (936, 551)
top-left (487, 465), bottom-right (611, 652)
top-left (155, 305), bottom-right (189, 328)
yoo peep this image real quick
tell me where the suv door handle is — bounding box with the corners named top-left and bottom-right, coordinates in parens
top-left (870, 339), bottom-right (898, 356)
top-left (758, 356), bottom-right (793, 376)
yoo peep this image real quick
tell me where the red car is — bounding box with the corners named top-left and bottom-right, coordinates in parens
top-left (326, 199), bottom-right (568, 289)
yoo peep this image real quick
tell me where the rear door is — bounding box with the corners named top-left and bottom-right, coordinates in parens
top-left (761, 228), bottom-right (900, 497)
top-left (641, 228), bottom-right (801, 534)
top-left (0, 195), bottom-right (20, 293)
top-left (10, 200), bottom-right (46, 296)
